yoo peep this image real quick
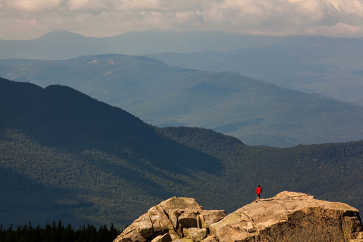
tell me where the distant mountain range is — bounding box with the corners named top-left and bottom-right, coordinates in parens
top-left (1, 54), bottom-right (363, 147)
top-left (1, 77), bottom-right (363, 228)
top-left (152, 38), bottom-right (363, 107)
top-left (1, 31), bottom-right (363, 107)
top-left (0, 31), bottom-right (280, 59)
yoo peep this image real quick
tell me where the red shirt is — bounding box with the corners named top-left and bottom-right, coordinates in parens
top-left (256, 187), bottom-right (262, 195)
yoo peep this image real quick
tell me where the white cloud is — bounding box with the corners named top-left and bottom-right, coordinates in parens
top-left (2, 0), bottom-right (363, 39)
top-left (306, 22), bottom-right (362, 36)
top-left (68, 0), bottom-right (88, 10)
top-left (117, 0), bottom-right (160, 10)
top-left (7, 0), bottom-right (61, 11)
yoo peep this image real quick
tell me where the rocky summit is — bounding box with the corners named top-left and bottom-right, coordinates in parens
top-left (114, 192), bottom-right (363, 242)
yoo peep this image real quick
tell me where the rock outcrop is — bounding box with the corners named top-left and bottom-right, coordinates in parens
top-left (210, 191), bottom-right (363, 242)
top-left (114, 192), bottom-right (363, 242)
top-left (113, 196), bottom-right (226, 242)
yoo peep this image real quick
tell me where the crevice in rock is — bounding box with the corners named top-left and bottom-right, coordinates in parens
top-left (147, 211), bottom-right (155, 235)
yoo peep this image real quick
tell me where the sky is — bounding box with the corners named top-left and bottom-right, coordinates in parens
top-left (1, 0), bottom-right (363, 39)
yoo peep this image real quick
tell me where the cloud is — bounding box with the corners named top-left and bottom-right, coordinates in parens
top-left (68, 0), bottom-right (88, 10)
top-left (7, 0), bottom-right (61, 11)
top-left (117, 0), bottom-right (160, 10)
top-left (2, 0), bottom-right (363, 39)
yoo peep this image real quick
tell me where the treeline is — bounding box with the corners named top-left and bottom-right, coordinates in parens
top-left (0, 221), bottom-right (120, 242)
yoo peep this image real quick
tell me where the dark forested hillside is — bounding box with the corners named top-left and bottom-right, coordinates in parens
top-left (1, 77), bottom-right (363, 229)
top-left (0, 77), bottom-right (221, 172)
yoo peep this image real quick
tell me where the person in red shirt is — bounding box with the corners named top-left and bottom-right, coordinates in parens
top-left (256, 184), bottom-right (262, 201)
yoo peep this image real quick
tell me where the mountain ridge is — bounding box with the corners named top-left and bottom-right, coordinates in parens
top-left (2, 30), bottom-right (363, 59)
top-left (2, 55), bottom-right (363, 147)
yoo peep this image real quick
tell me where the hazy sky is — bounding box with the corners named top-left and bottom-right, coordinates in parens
top-left (1, 0), bottom-right (363, 39)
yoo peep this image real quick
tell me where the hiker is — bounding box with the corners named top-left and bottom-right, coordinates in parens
top-left (256, 184), bottom-right (262, 201)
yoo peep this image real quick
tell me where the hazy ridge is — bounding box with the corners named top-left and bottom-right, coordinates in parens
top-left (1, 54), bottom-right (363, 147)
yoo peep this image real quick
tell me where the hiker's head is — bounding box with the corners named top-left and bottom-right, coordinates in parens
top-left (258, 184), bottom-right (261, 187)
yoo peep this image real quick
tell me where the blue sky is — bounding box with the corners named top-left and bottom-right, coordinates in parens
top-left (1, 0), bottom-right (363, 39)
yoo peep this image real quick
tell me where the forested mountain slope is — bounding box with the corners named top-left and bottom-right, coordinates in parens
top-left (1, 77), bottom-right (363, 228)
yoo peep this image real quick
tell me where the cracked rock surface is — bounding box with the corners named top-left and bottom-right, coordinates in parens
top-left (114, 192), bottom-right (363, 242)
